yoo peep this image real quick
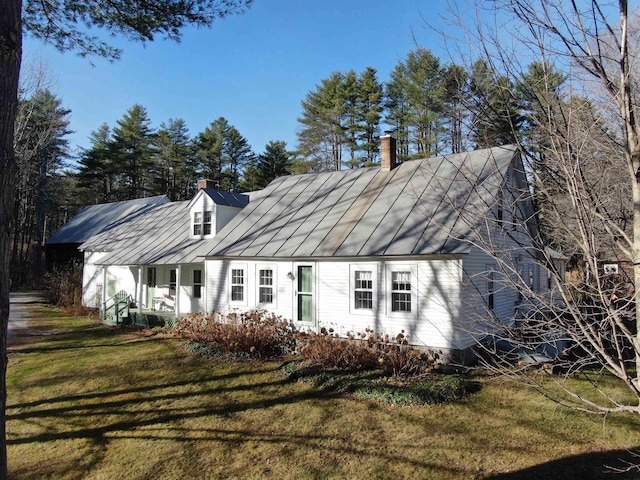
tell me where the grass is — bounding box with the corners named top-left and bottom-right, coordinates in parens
top-left (7, 305), bottom-right (640, 479)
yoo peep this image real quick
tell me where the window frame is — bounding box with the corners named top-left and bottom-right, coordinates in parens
top-left (349, 264), bottom-right (377, 314)
top-left (229, 264), bottom-right (247, 305)
top-left (192, 209), bottom-right (213, 237)
top-left (386, 265), bottom-right (415, 317)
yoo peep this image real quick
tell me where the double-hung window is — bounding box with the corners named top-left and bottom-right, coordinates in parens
top-left (193, 269), bottom-right (202, 298)
top-left (391, 271), bottom-right (412, 312)
top-left (231, 268), bottom-right (244, 302)
top-left (193, 210), bottom-right (212, 236)
top-left (354, 270), bottom-right (373, 310)
top-left (259, 269), bottom-right (273, 304)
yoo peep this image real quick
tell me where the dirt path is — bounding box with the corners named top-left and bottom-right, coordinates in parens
top-left (8, 291), bottom-right (48, 339)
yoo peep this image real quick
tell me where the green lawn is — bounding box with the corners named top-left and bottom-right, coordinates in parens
top-left (7, 306), bottom-right (640, 479)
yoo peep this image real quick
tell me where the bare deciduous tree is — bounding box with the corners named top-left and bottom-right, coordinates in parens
top-left (436, 0), bottom-right (640, 416)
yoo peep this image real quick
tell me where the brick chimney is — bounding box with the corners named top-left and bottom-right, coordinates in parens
top-left (197, 179), bottom-right (216, 190)
top-left (380, 134), bottom-right (397, 171)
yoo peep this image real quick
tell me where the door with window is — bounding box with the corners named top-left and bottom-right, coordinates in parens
top-left (295, 264), bottom-right (314, 323)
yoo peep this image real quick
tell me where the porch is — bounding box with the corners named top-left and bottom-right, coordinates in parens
top-left (102, 290), bottom-right (178, 328)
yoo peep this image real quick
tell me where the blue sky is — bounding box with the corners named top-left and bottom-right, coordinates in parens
top-left (23, 0), bottom-right (452, 163)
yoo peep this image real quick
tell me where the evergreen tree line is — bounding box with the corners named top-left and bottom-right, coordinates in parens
top-left (12, 87), bottom-right (74, 287)
top-left (296, 48), bottom-right (565, 170)
top-left (76, 107), bottom-right (293, 203)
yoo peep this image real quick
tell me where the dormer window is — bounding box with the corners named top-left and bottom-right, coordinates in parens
top-left (193, 211), bottom-right (212, 236)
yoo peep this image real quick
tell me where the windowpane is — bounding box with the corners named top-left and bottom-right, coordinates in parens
top-left (259, 287), bottom-right (273, 303)
top-left (355, 271), bottom-right (372, 289)
top-left (232, 269), bottom-right (244, 284)
top-left (355, 290), bottom-right (373, 309)
top-left (298, 294), bottom-right (313, 322)
top-left (298, 266), bottom-right (312, 293)
top-left (231, 286), bottom-right (244, 301)
top-left (392, 292), bottom-right (411, 312)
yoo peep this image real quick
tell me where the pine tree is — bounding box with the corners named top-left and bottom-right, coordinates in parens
top-left (442, 64), bottom-right (469, 154)
top-left (356, 67), bottom-right (384, 165)
top-left (254, 140), bottom-right (291, 188)
top-left (195, 117), bottom-right (227, 189)
top-left (111, 104), bottom-right (155, 199)
top-left (297, 71), bottom-right (348, 171)
top-left (404, 48), bottom-right (446, 156)
top-left (223, 125), bottom-right (254, 192)
top-left (384, 63), bottom-right (412, 161)
top-left (152, 118), bottom-right (195, 200)
top-left (468, 59), bottom-right (523, 148)
top-left (76, 124), bottom-right (116, 203)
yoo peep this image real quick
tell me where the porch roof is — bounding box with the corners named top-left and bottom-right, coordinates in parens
top-left (80, 200), bottom-right (213, 266)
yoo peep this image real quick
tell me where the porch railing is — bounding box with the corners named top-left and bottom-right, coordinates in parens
top-left (103, 290), bottom-right (132, 324)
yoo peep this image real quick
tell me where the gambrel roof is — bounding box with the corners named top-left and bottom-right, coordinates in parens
top-left (205, 145), bottom-right (520, 258)
top-left (46, 195), bottom-right (170, 245)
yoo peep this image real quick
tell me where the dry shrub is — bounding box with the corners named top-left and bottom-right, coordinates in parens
top-left (47, 261), bottom-right (83, 308)
top-left (174, 310), bottom-right (294, 358)
top-left (296, 328), bottom-right (439, 377)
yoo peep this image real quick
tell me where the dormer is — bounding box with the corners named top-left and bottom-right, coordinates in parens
top-left (188, 180), bottom-right (249, 240)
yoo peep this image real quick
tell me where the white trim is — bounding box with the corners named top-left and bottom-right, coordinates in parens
top-left (256, 264), bottom-right (277, 308)
top-left (229, 263), bottom-right (248, 306)
top-left (293, 262), bottom-right (315, 325)
top-left (385, 264), bottom-right (417, 318)
top-left (349, 263), bottom-right (378, 315)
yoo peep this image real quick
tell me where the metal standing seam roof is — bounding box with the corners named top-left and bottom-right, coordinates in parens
top-left (205, 145), bottom-right (519, 259)
top-left (79, 189), bottom-right (249, 266)
top-left (46, 195), bottom-right (171, 244)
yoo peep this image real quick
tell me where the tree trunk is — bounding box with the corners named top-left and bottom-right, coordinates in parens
top-left (0, 0), bottom-right (21, 478)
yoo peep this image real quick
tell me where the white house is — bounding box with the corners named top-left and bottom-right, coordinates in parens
top-left (49, 137), bottom-right (560, 355)
top-left (200, 138), bottom-right (556, 354)
top-left (78, 184), bottom-right (249, 317)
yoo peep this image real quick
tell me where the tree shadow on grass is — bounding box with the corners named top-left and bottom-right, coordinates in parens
top-left (487, 447), bottom-right (640, 480)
